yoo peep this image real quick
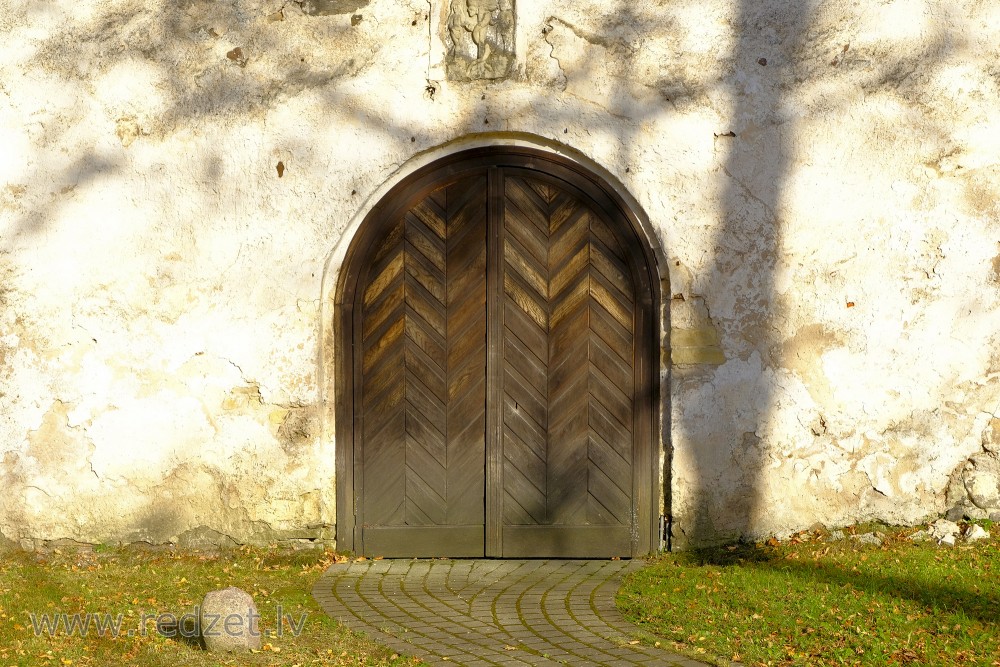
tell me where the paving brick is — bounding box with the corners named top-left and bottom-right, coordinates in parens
top-left (311, 559), bottom-right (708, 667)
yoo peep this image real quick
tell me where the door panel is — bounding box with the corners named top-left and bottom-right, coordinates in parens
top-left (357, 175), bottom-right (488, 557)
top-left (500, 172), bottom-right (636, 558)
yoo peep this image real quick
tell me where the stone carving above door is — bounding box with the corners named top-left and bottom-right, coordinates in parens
top-left (445, 0), bottom-right (515, 81)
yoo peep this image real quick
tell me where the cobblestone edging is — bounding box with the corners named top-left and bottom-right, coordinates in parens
top-left (312, 559), bottom-right (710, 666)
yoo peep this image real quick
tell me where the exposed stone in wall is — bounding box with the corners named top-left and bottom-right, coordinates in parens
top-left (298, 0), bottom-right (370, 17)
top-left (1, 0), bottom-right (999, 549)
top-left (946, 418), bottom-right (1000, 521)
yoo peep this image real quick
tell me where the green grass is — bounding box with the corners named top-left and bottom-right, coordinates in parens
top-left (0, 546), bottom-right (421, 666)
top-left (618, 525), bottom-right (1000, 666)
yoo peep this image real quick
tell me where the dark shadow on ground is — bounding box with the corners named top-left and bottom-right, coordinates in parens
top-left (670, 540), bottom-right (998, 626)
top-left (155, 613), bottom-right (206, 650)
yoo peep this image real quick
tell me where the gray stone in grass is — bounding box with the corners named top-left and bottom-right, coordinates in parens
top-left (908, 529), bottom-right (930, 542)
top-left (965, 524), bottom-right (990, 542)
top-left (200, 587), bottom-right (262, 652)
top-left (929, 519), bottom-right (961, 542)
top-left (851, 532), bottom-right (883, 546)
top-left (828, 530), bottom-right (845, 541)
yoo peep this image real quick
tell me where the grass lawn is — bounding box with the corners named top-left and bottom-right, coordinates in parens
top-left (618, 524), bottom-right (1000, 666)
top-left (4, 526), bottom-right (997, 667)
top-left (0, 545), bottom-right (421, 666)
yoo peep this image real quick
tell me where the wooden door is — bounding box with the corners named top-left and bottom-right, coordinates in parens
top-left (343, 151), bottom-right (655, 558)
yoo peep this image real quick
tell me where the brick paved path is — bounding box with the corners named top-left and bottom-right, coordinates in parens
top-left (312, 559), bottom-right (708, 666)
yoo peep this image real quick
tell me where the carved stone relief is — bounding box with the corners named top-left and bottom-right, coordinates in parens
top-left (446, 0), bottom-right (514, 81)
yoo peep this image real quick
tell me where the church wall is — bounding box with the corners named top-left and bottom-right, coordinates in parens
top-left (1, 0), bottom-right (998, 548)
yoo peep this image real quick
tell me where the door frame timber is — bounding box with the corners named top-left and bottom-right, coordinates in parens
top-left (335, 146), bottom-right (661, 557)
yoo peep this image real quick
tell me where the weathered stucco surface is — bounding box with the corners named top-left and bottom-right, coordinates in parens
top-left (1, 0), bottom-right (999, 548)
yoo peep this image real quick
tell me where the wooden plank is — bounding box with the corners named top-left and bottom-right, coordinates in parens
top-left (550, 276), bottom-right (589, 330)
top-left (503, 271), bottom-right (546, 329)
top-left (589, 366), bottom-right (632, 431)
top-left (502, 526), bottom-right (631, 558)
top-left (485, 167), bottom-right (504, 557)
top-left (404, 450), bottom-right (447, 524)
top-left (590, 233), bottom-right (633, 304)
top-left (590, 399), bottom-right (633, 456)
top-left (408, 198), bottom-right (447, 240)
top-left (502, 365), bottom-right (547, 430)
top-left (502, 425), bottom-right (547, 492)
top-left (369, 218), bottom-right (404, 267)
top-left (502, 456), bottom-right (545, 524)
top-left (590, 271), bottom-right (632, 331)
top-left (590, 332), bottom-right (633, 398)
top-left (403, 366), bottom-right (446, 432)
top-left (503, 300), bottom-right (547, 353)
top-left (549, 244), bottom-right (588, 299)
top-left (504, 235), bottom-right (548, 300)
top-left (505, 178), bottom-right (551, 238)
top-left (502, 383), bottom-right (546, 449)
top-left (503, 203), bottom-right (549, 266)
top-left (590, 301), bottom-right (633, 364)
top-left (363, 253), bottom-right (404, 307)
top-left (362, 412), bottom-right (405, 526)
top-left (587, 435), bottom-right (631, 523)
top-left (403, 340), bottom-right (446, 401)
top-left (502, 332), bottom-right (546, 389)
top-left (447, 291), bottom-right (487, 348)
top-left (362, 317), bottom-right (404, 375)
top-left (363, 526), bottom-right (485, 558)
top-left (548, 207), bottom-right (588, 269)
top-left (362, 277), bottom-right (404, 339)
top-left (403, 239), bottom-right (446, 304)
top-left (403, 277), bottom-right (447, 338)
top-left (447, 339), bottom-right (486, 399)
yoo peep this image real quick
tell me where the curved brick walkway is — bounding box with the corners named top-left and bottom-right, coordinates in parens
top-left (312, 559), bottom-right (708, 666)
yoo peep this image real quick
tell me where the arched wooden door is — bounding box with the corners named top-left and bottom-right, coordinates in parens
top-left (336, 148), bottom-right (658, 558)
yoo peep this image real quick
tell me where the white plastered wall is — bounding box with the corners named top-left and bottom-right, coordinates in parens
top-left (0, 0), bottom-right (999, 548)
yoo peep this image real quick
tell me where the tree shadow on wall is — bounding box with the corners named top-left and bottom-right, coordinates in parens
top-left (0, 0), bottom-right (974, 551)
top-left (659, 0), bottom-right (965, 548)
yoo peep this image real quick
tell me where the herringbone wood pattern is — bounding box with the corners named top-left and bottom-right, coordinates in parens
top-left (357, 168), bottom-right (639, 554)
top-left (359, 176), bottom-right (488, 528)
top-left (502, 175), bottom-right (636, 528)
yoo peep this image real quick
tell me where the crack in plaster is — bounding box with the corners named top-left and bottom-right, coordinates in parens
top-left (541, 19), bottom-right (567, 91)
top-left (545, 15), bottom-right (634, 54)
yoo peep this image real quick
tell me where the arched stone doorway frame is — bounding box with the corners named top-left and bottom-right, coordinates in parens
top-left (322, 137), bottom-right (668, 556)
